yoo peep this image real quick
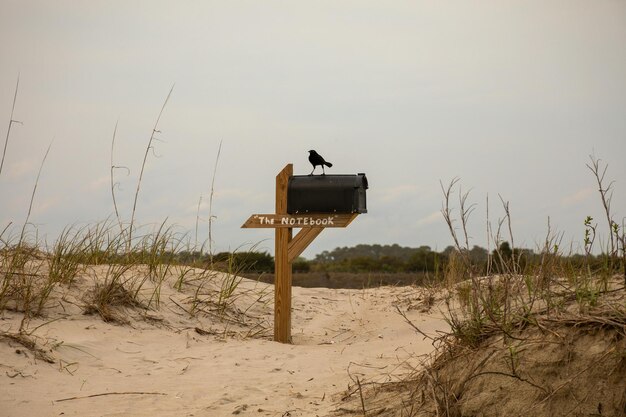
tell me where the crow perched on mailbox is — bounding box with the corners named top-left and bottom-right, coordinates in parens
top-left (308, 150), bottom-right (333, 175)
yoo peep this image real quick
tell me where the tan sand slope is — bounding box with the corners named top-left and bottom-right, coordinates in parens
top-left (1, 268), bottom-right (447, 417)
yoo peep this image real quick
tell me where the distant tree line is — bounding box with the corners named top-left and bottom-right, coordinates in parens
top-left (173, 250), bottom-right (275, 273)
top-left (309, 242), bottom-right (613, 275)
top-left (172, 242), bottom-right (615, 276)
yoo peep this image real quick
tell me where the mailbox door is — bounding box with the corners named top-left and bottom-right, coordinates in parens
top-left (287, 174), bottom-right (367, 214)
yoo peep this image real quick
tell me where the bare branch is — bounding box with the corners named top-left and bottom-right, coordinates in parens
top-left (440, 177), bottom-right (462, 252)
top-left (587, 155), bottom-right (616, 255)
top-left (1, 74), bottom-right (21, 178)
top-left (110, 120), bottom-right (124, 235)
top-left (208, 139), bottom-right (223, 265)
top-left (128, 84), bottom-right (175, 249)
top-left (20, 140), bottom-right (53, 242)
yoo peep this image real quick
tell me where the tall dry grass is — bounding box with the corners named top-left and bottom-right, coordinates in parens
top-left (390, 155), bottom-right (625, 416)
top-left (342, 155), bottom-right (625, 416)
top-left (0, 83), bottom-right (259, 346)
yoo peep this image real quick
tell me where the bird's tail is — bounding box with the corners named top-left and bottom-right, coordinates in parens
top-left (325, 162), bottom-right (333, 168)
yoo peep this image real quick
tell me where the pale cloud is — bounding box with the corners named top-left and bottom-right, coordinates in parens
top-left (2, 158), bottom-right (37, 181)
top-left (87, 175), bottom-right (110, 191)
top-left (561, 187), bottom-right (594, 207)
top-left (417, 211), bottom-right (442, 226)
top-left (33, 196), bottom-right (61, 216)
top-left (181, 188), bottom-right (269, 227)
top-left (215, 189), bottom-right (270, 207)
top-left (380, 185), bottom-right (420, 203)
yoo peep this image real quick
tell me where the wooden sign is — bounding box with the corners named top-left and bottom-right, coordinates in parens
top-left (242, 213), bottom-right (357, 229)
top-left (241, 164), bottom-right (361, 343)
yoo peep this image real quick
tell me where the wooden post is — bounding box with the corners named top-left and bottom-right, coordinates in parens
top-left (274, 164), bottom-right (293, 343)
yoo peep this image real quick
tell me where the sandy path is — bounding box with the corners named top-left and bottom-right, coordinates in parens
top-left (1, 276), bottom-right (447, 417)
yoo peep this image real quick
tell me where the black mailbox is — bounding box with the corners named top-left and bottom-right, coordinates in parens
top-left (287, 174), bottom-right (368, 214)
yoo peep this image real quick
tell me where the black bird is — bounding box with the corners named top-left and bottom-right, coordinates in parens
top-left (308, 150), bottom-right (332, 175)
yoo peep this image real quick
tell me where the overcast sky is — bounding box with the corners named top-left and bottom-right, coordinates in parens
top-left (1, 1), bottom-right (625, 258)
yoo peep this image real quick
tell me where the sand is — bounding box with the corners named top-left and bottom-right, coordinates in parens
top-left (0, 268), bottom-right (447, 417)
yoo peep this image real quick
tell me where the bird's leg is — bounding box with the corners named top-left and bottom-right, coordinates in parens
top-left (309, 167), bottom-right (315, 175)
top-left (322, 166), bottom-right (326, 175)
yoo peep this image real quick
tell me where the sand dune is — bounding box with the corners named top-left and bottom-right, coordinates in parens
top-left (1, 268), bottom-right (447, 417)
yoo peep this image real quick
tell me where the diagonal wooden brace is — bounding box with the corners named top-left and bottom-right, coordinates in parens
top-left (288, 227), bottom-right (324, 262)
